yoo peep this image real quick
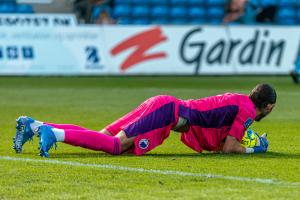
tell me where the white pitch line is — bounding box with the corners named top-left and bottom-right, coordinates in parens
top-left (1, 156), bottom-right (299, 187)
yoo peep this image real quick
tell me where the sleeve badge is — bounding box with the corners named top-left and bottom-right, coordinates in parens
top-left (244, 118), bottom-right (253, 129)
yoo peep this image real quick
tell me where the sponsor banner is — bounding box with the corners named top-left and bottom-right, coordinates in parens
top-left (105, 25), bottom-right (300, 75)
top-left (104, 26), bottom-right (196, 75)
top-left (0, 24), bottom-right (299, 75)
top-left (0, 14), bottom-right (77, 27)
top-left (0, 26), bottom-right (107, 75)
top-left (224, 26), bottom-right (299, 74)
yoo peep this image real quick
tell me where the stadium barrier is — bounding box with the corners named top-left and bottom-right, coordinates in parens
top-left (0, 15), bottom-right (299, 75)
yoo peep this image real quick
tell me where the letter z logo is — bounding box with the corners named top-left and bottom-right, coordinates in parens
top-left (111, 27), bottom-right (167, 71)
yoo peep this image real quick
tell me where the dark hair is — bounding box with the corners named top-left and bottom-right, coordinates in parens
top-left (249, 84), bottom-right (277, 109)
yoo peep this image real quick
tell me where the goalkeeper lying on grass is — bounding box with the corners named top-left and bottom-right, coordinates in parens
top-left (13, 84), bottom-right (275, 157)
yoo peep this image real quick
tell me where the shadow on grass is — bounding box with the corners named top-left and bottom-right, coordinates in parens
top-left (145, 151), bottom-right (300, 159)
top-left (30, 151), bottom-right (300, 160)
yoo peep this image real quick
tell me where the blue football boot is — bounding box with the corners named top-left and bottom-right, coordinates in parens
top-left (13, 116), bottom-right (36, 153)
top-left (38, 125), bottom-right (57, 158)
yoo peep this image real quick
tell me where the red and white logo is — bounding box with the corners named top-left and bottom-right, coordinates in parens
top-left (110, 27), bottom-right (167, 71)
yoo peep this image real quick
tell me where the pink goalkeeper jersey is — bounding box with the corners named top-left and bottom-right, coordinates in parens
top-left (179, 93), bottom-right (256, 152)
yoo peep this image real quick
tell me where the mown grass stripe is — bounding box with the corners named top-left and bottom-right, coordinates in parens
top-left (1, 156), bottom-right (299, 187)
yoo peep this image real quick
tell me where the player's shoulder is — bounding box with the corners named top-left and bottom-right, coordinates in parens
top-left (221, 93), bottom-right (250, 102)
top-left (237, 96), bottom-right (256, 118)
top-left (216, 93), bottom-right (250, 104)
top-left (221, 93), bottom-right (256, 116)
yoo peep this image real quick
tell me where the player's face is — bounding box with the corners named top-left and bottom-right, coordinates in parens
top-left (255, 104), bottom-right (275, 121)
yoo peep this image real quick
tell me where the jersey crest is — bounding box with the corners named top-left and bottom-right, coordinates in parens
top-left (138, 139), bottom-right (149, 150)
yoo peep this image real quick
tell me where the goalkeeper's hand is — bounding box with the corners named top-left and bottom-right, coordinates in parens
top-left (246, 133), bottom-right (269, 153)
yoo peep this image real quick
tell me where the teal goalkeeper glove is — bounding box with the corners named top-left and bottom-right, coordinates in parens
top-left (246, 133), bottom-right (269, 153)
top-left (253, 134), bottom-right (269, 153)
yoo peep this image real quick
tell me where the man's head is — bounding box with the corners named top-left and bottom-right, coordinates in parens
top-left (249, 84), bottom-right (277, 121)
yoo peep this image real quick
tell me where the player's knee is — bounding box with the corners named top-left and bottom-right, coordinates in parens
top-left (116, 131), bottom-right (135, 153)
top-left (100, 129), bottom-right (112, 136)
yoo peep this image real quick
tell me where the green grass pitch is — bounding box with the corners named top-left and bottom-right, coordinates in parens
top-left (0, 76), bottom-right (299, 200)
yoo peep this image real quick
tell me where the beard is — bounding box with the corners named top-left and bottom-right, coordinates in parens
top-left (255, 112), bottom-right (269, 122)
